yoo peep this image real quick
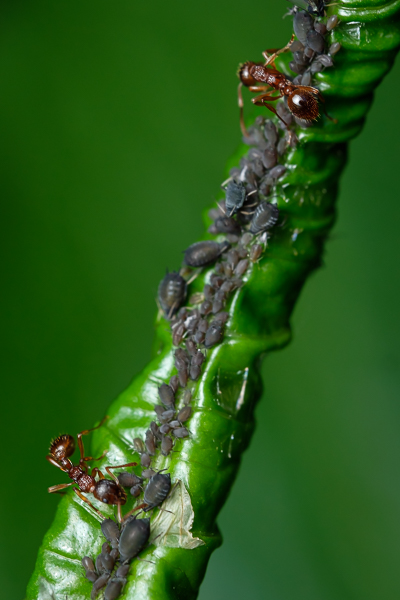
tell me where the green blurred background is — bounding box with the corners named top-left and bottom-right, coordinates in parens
top-left (1, 1), bottom-right (400, 599)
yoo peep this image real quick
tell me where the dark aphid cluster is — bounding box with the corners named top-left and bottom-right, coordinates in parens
top-left (82, 514), bottom-right (151, 599)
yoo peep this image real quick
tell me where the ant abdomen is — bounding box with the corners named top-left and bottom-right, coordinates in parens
top-left (94, 479), bottom-right (126, 505)
top-left (49, 434), bottom-right (75, 460)
top-left (287, 91), bottom-right (319, 121)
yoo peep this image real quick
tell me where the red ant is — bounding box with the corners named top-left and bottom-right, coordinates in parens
top-left (46, 416), bottom-right (137, 522)
top-left (238, 35), bottom-right (334, 135)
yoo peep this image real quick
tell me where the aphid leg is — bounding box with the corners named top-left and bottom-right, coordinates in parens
top-left (262, 34), bottom-right (295, 66)
top-left (77, 415), bottom-right (110, 461)
top-left (73, 488), bottom-right (107, 520)
top-left (48, 482), bottom-right (74, 494)
top-left (186, 269), bottom-right (202, 286)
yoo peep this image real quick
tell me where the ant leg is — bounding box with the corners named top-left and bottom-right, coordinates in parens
top-left (121, 503), bottom-right (147, 523)
top-left (48, 482), bottom-right (74, 494)
top-left (104, 462), bottom-right (138, 484)
top-left (91, 467), bottom-right (105, 480)
top-left (238, 82), bottom-right (247, 136)
top-left (46, 455), bottom-right (65, 470)
top-left (263, 34), bottom-right (295, 66)
top-left (77, 415), bottom-right (110, 461)
top-left (73, 488), bottom-right (107, 520)
top-left (252, 92), bottom-right (290, 128)
top-left (79, 450), bottom-right (108, 473)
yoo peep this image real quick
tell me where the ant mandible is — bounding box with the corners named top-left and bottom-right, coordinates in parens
top-left (46, 415), bottom-right (137, 522)
top-left (238, 34), bottom-right (334, 135)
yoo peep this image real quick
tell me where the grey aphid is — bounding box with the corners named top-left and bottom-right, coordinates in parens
top-left (145, 429), bottom-right (156, 456)
top-left (184, 240), bottom-right (230, 267)
top-left (158, 271), bottom-right (187, 318)
top-left (214, 216), bottom-right (241, 235)
top-left (104, 579), bottom-right (124, 600)
top-left (204, 323), bottom-right (223, 348)
top-left (293, 10), bottom-right (314, 44)
top-left (91, 574), bottom-right (110, 600)
top-left (118, 472), bottom-right (142, 488)
top-left (101, 519), bottom-right (120, 549)
top-left (235, 259), bottom-right (249, 277)
top-left (130, 484), bottom-right (142, 497)
top-left (118, 516), bottom-right (150, 563)
top-left (142, 468), bottom-right (156, 479)
top-left (306, 29), bottom-right (325, 53)
top-left (173, 427), bottom-right (190, 438)
top-left (183, 389), bottom-right (192, 405)
top-left (177, 406), bottom-right (192, 422)
top-left (326, 14), bottom-right (338, 30)
top-left (158, 383), bottom-right (175, 408)
top-left (250, 243), bottom-right (264, 263)
top-left (140, 453), bottom-right (151, 468)
top-left (132, 437), bottom-right (145, 454)
top-left (250, 202), bottom-right (279, 235)
top-left (160, 409), bottom-right (175, 423)
top-left (264, 120), bottom-right (278, 146)
top-left (224, 180), bottom-right (246, 216)
top-left (161, 435), bottom-right (173, 456)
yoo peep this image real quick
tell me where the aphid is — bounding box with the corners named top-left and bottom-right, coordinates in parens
top-left (177, 406), bottom-right (192, 423)
top-left (250, 202), bottom-right (279, 234)
top-left (172, 322), bottom-right (185, 346)
top-left (132, 437), bottom-right (145, 454)
top-left (194, 330), bottom-right (205, 344)
top-left (82, 556), bottom-right (98, 583)
top-left (143, 472), bottom-right (172, 511)
top-left (46, 417), bottom-right (137, 522)
top-left (150, 420), bottom-right (162, 441)
top-left (178, 364), bottom-right (188, 387)
top-left (306, 29), bottom-right (325, 53)
top-left (158, 271), bottom-right (187, 319)
top-left (161, 435), bottom-right (173, 456)
top-left (142, 468), bottom-right (156, 479)
top-left (200, 300), bottom-right (212, 315)
top-left (184, 240), bottom-right (230, 267)
top-left (238, 36), bottom-right (334, 130)
top-left (173, 427), bottom-right (190, 439)
top-left (169, 375), bottom-right (180, 393)
top-left (262, 146), bottom-right (278, 169)
top-left (145, 429), bottom-right (156, 456)
top-left (213, 215), bottom-right (242, 235)
top-left (118, 472), bottom-right (142, 489)
top-left (220, 280), bottom-right (235, 294)
top-left (104, 579), bottom-right (124, 600)
top-left (264, 120), bottom-right (278, 145)
top-left (204, 323), bottom-right (223, 348)
top-left (213, 311), bottom-right (229, 324)
top-left (130, 484), bottom-right (142, 497)
top-left (91, 574), bottom-right (110, 600)
top-left (190, 364), bottom-right (202, 380)
top-left (140, 453), bottom-right (151, 468)
top-left (326, 14), bottom-right (339, 30)
top-left (235, 259), bottom-right (250, 277)
top-left (212, 297), bottom-right (224, 314)
top-left (250, 243), bottom-right (264, 263)
top-left (169, 420), bottom-right (181, 429)
top-left (100, 543), bottom-right (116, 572)
top-left (293, 10), bottom-right (314, 44)
top-left (118, 515), bottom-right (151, 563)
top-left (101, 519), bottom-right (120, 549)
top-left (287, 0), bottom-right (326, 17)
top-left (160, 408), bottom-right (175, 423)
top-left (183, 389), bottom-right (192, 405)
top-left (158, 383), bottom-right (175, 409)
top-left (329, 42), bottom-right (341, 55)
top-left (241, 232), bottom-right (253, 246)
top-left (159, 423), bottom-right (171, 435)
top-left (116, 565), bottom-right (130, 578)
top-left (186, 339), bottom-right (198, 355)
top-left (222, 180), bottom-right (246, 216)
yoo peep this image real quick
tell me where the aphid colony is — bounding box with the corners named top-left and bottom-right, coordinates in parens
top-left (46, 6), bottom-right (340, 599)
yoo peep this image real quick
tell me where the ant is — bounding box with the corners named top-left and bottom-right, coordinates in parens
top-left (238, 35), bottom-right (334, 136)
top-left (46, 416), bottom-right (137, 522)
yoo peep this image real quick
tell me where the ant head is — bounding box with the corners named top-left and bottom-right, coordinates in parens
top-left (49, 434), bottom-right (75, 460)
top-left (287, 89), bottom-right (319, 122)
top-left (238, 62), bottom-right (259, 87)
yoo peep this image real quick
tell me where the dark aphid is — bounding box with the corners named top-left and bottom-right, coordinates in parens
top-left (264, 120), bottom-right (278, 145)
top-left (142, 468), bottom-right (156, 479)
top-left (104, 579), bottom-right (124, 600)
top-left (194, 330), bottom-right (205, 344)
top-left (224, 262), bottom-right (234, 278)
top-left (160, 408), bottom-right (175, 423)
top-left (220, 280), bottom-right (235, 294)
top-left (145, 430), bottom-right (156, 456)
top-left (159, 423), bottom-right (171, 435)
top-left (158, 383), bottom-right (175, 409)
top-left (329, 42), bottom-right (341, 55)
top-left (214, 216), bottom-right (241, 235)
top-left (183, 389), bottom-right (192, 405)
top-left (174, 347), bottom-right (190, 367)
top-left (277, 137), bottom-right (288, 156)
top-left (130, 484), bottom-right (142, 497)
top-left (223, 180), bottom-right (247, 216)
top-left (82, 557), bottom-right (98, 583)
top-left (235, 259), bottom-right (249, 277)
top-left (293, 10), bottom-right (314, 44)
top-left (262, 146), bottom-right (278, 169)
top-left (172, 322), bottom-right (185, 346)
top-left (186, 339), bottom-right (197, 355)
top-left (96, 554), bottom-right (106, 575)
top-left (178, 406), bottom-right (192, 423)
top-left (140, 453), bottom-right (151, 468)
top-left (118, 472), bottom-right (142, 489)
top-left (306, 29), bottom-right (325, 53)
top-left (173, 427), bottom-right (190, 439)
top-left (132, 437), bottom-right (145, 454)
top-left (169, 420), bottom-right (181, 428)
top-left (178, 365), bottom-right (188, 387)
top-left (192, 350), bottom-right (205, 367)
top-left (250, 243), bottom-right (264, 263)
top-left (212, 297), bottom-right (224, 314)
top-left (205, 323), bottom-right (223, 348)
top-left (310, 60), bottom-right (323, 74)
top-left (200, 300), bottom-right (212, 315)
top-left (314, 21), bottom-right (327, 35)
top-left (213, 311), bottom-right (229, 324)
top-left (150, 420), bottom-right (162, 440)
top-left (197, 319), bottom-right (209, 333)
top-left (190, 364), bottom-right (202, 380)
top-left (158, 272), bottom-right (187, 318)
top-left (101, 519), bottom-right (120, 549)
top-left (101, 545), bottom-right (116, 572)
top-left (116, 565), bottom-right (130, 578)
top-left (169, 375), bottom-right (179, 393)
top-left (119, 515), bottom-right (151, 563)
top-left (250, 202), bottom-right (279, 235)
top-left (241, 232), bottom-right (253, 246)
top-left (237, 245), bottom-right (248, 259)
top-left (210, 273), bottom-right (225, 288)
top-left (301, 71), bottom-right (312, 86)
top-left (326, 14), bottom-right (339, 30)
top-left (314, 54), bottom-right (334, 68)
top-left (91, 574), bottom-right (110, 600)
top-left (143, 472), bottom-right (172, 511)
top-left (203, 284), bottom-right (214, 301)
top-left (184, 240), bottom-right (230, 267)
top-left (161, 435), bottom-right (173, 456)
